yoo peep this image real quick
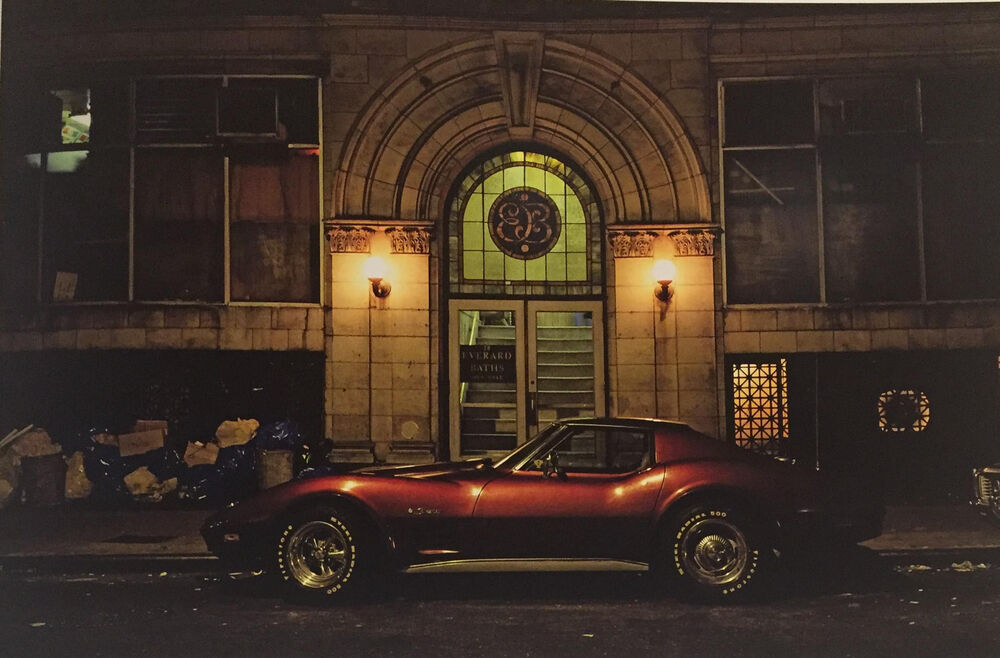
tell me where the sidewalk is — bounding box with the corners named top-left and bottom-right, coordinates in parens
top-left (0, 504), bottom-right (998, 572)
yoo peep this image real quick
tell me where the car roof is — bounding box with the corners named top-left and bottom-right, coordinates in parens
top-left (555, 416), bottom-right (689, 431)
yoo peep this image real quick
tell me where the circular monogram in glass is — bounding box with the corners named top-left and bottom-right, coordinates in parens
top-left (487, 187), bottom-right (562, 260)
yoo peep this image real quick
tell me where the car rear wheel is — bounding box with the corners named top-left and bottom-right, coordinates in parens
top-left (663, 503), bottom-right (766, 601)
top-left (276, 506), bottom-right (363, 600)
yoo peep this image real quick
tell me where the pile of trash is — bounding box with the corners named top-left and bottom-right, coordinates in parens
top-left (0, 417), bottom-right (308, 508)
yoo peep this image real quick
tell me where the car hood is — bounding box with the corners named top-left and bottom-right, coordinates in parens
top-left (350, 458), bottom-right (493, 479)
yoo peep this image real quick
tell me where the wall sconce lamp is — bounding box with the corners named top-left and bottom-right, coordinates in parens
top-left (363, 256), bottom-right (392, 298)
top-left (652, 259), bottom-right (676, 303)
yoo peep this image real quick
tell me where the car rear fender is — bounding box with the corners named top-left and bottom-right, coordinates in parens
top-left (654, 483), bottom-right (781, 546)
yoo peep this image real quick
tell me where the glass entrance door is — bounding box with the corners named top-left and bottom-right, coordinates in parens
top-left (448, 300), bottom-right (605, 460)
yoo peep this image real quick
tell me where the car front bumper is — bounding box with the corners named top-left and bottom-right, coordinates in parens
top-left (201, 512), bottom-right (272, 570)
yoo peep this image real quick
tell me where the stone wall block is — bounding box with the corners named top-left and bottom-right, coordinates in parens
top-left (616, 312), bottom-right (655, 339)
top-left (676, 311), bottom-right (714, 337)
top-left (741, 30), bottom-right (793, 54)
top-left (109, 328), bottom-right (147, 349)
top-left (128, 309), bottom-right (164, 329)
top-left (182, 328), bottom-right (218, 349)
top-left (775, 308), bottom-right (813, 331)
top-left (275, 308), bottom-right (308, 330)
top-left (617, 364), bottom-right (656, 392)
top-left (908, 329), bottom-right (947, 350)
top-left (616, 338), bottom-right (655, 365)
top-left (870, 329), bottom-right (909, 351)
top-left (678, 363), bottom-right (716, 391)
top-left (709, 30), bottom-right (741, 55)
top-left (677, 337), bottom-right (715, 362)
top-left (333, 389), bottom-right (370, 416)
top-left (740, 310), bottom-right (777, 332)
top-left (145, 329), bottom-right (184, 349)
top-left (305, 330), bottom-right (325, 351)
top-left (814, 308), bottom-right (852, 331)
top-left (887, 308), bottom-right (924, 329)
top-left (833, 330), bottom-right (872, 352)
top-left (42, 330), bottom-right (77, 350)
top-left (724, 331), bottom-right (760, 353)
top-left (330, 54), bottom-right (368, 83)
top-left (219, 328), bottom-right (253, 350)
top-left (164, 308), bottom-right (200, 329)
top-left (796, 330), bottom-right (834, 352)
top-left (759, 331), bottom-right (798, 353)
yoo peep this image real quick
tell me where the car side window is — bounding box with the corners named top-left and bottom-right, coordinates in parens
top-left (527, 427), bottom-right (651, 474)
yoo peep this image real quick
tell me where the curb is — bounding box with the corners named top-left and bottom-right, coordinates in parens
top-left (0, 553), bottom-right (220, 575)
top-left (873, 546), bottom-right (1000, 567)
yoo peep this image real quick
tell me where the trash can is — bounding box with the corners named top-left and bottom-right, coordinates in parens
top-left (257, 449), bottom-right (293, 490)
top-left (20, 454), bottom-right (67, 506)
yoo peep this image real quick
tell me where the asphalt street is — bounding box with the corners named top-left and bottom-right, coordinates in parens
top-left (1, 551), bottom-right (999, 658)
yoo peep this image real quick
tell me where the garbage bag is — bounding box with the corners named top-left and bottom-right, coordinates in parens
top-left (255, 420), bottom-right (303, 451)
top-left (215, 418), bottom-right (259, 448)
top-left (64, 451), bottom-right (93, 500)
top-left (178, 464), bottom-right (225, 502)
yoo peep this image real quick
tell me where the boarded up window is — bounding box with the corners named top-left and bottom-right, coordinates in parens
top-left (133, 149), bottom-right (224, 301)
top-left (229, 151), bottom-right (319, 303)
top-left (724, 149), bottom-right (819, 304)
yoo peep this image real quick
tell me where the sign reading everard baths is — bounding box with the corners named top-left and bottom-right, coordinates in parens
top-left (460, 344), bottom-right (516, 383)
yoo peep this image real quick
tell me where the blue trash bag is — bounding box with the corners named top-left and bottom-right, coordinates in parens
top-left (178, 464), bottom-right (225, 502)
top-left (82, 440), bottom-right (130, 502)
top-left (255, 420), bottom-right (303, 451)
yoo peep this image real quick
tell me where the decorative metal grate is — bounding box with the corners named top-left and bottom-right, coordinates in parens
top-left (877, 389), bottom-right (930, 432)
top-left (731, 359), bottom-right (789, 456)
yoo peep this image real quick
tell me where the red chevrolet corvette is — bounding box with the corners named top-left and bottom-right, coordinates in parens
top-left (202, 417), bottom-right (882, 601)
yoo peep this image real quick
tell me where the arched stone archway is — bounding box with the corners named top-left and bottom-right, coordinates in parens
top-left (333, 34), bottom-right (710, 225)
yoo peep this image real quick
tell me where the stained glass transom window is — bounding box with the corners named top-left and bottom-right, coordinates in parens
top-left (448, 151), bottom-right (602, 296)
top-left (878, 389), bottom-right (930, 432)
top-left (731, 359), bottom-right (789, 456)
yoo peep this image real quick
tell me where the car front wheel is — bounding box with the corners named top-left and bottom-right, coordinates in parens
top-left (275, 507), bottom-right (362, 600)
top-left (664, 504), bottom-right (765, 601)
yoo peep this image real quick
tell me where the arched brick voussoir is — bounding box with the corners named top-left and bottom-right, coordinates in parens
top-left (542, 39), bottom-right (710, 221)
top-left (368, 69), bottom-right (501, 190)
top-left (335, 34), bottom-right (709, 223)
top-left (334, 37), bottom-right (498, 217)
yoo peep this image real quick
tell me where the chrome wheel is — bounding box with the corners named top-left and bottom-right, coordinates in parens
top-left (285, 520), bottom-right (351, 589)
top-left (678, 516), bottom-right (749, 586)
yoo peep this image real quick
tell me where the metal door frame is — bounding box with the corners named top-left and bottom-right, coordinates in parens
top-left (525, 299), bottom-right (606, 438)
top-left (448, 299), bottom-right (605, 460)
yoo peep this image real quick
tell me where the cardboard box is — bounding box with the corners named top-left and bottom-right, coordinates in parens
top-left (132, 419), bottom-right (168, 432)
top-left (117, 428), bottom-right (166, 457)
top-left (183, 441), bottom-right (220, 467)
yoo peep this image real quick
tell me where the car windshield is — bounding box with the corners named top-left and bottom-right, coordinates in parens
top-left (492, 423), bottom-right (565, 470)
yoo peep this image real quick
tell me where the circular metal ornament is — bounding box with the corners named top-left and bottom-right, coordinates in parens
top-left (487, 186), bottom-right (562, 260)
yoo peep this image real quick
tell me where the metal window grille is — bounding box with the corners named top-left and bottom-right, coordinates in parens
top-left (877, 389), bottom-right (930, 433)
top-left (731, 359), bottom-right (789, 456)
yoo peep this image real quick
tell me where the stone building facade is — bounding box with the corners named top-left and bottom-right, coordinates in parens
top-left (2, 1), bottom-right (998, 503)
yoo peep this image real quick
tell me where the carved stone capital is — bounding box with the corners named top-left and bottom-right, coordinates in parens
top-left (607, 223), bottom-right (721, 258)
top-left (609, 231), bottom-right (657, 258)
top-left (386, 227), bottom-right (432, 254)
top-left (326, 226), bottom-right (374, 253)
top-left (666, 228), bottom-right (718, 257)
